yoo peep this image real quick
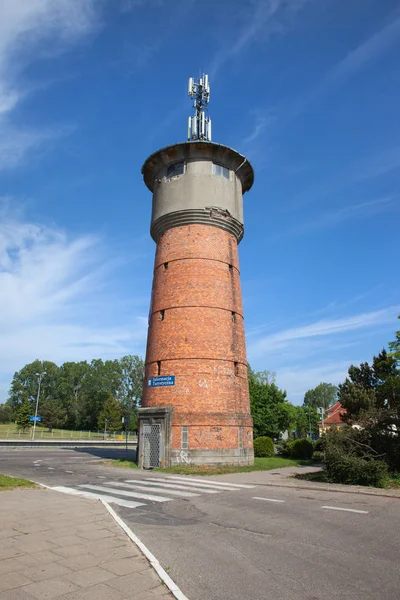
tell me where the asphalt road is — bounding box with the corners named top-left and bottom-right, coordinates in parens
top-left (1, 448), bottom-right (399, 600)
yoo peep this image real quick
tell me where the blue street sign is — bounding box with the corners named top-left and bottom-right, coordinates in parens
top-left (30, 416), bottom-right (41, 422)
top-left (147, 375), bottom-right (175, 388)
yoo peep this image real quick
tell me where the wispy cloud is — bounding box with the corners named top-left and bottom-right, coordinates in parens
top-left (247, 305), bottom-right (399, 403)
top-left (0, 0), bottom-right (100, 170)
top-left (248, 306), bottom-right (399, 357)
top-left (274, 196), bottom-right (396, 240)
top-left (210, 0), bottom-right (313, 77)
top-left (0, 204), bottom-right (148, 401)
top-left (285, 12), bottom-right (400, 123)
top-left (243, 110), bottom-right (276, 145)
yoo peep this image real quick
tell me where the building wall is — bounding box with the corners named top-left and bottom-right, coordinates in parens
top-left (142, 224), bottom-right (253, 462)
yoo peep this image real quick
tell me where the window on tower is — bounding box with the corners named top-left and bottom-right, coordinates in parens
top-left (212, 162), bottom-right (230, 179)
top-left (166, 162), bottom-right (184, 179)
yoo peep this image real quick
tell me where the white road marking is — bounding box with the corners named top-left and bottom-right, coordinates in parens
top-left (47, 467), bottom-right (55, 470)
top-left (79, 484), bottom-right (172, 503)
top-left (253, 497), bottom-right (285, 503)
top-left (322, 506), bottom-right (369, 514)
top-left (103, 501), bottom-right (189, 600)
top-left (165, 476), bottom-right (250, 490)
top-left (124, 479), bottom-right (220, 494)
top-left (104, 481), bottom-right (200, 498)
top-left (65, 470), bottom-right (74, 474)
top-left (51, 486), bottom-right (145, 509)
top-left (97, 476), bottom-right (106, 479)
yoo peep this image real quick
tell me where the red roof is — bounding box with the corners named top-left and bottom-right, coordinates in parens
top-left (323, 402), bottom-right (347, 425)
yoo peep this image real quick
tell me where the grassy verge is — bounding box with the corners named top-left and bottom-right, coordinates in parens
top-left (156, 457), bottom-right (314, 475)
top-left (106, 456), bottom-right (313, 474)
top-left (293, 470), bottom-right (400, 489)
top-left (102, 459), bottom-right (140, 469)
top-left (0, 474), bottom-right (36, 490)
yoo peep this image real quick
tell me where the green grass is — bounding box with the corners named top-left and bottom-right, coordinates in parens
top-left (156, 457), bottom-right (314, 475)
top-left (294, 469), bottom-right (400, 489)
top-left (0, 422), bottom-right (137, 441)
top-left (103, 459), bottom-right (140, 469)
top-left (0, 474), bottom-right (36, 490)
top-left (106, 456), bottom-right (313, 474)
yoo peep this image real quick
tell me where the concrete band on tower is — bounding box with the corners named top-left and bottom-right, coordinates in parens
top-left (137, 76), bottom-right (255, 468)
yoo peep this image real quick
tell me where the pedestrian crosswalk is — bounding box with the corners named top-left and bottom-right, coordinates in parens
top-left (51, 476), bottom-right (256, 510)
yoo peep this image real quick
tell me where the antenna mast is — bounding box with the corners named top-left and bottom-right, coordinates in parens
top-left (187, 74), bottom-right (211, 142)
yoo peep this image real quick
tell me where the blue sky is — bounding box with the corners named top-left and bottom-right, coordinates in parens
top-left (0, 0), bottom-right (399, 404)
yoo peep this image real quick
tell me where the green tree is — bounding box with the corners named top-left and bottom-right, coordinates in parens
top-left (58, 361), bottom-right (91, 430)
top-left (40, 399), bottom-right (67, 432)
top-left (339, 349), bottom-right (400, 471)
top-left (388, 315), bottom-right (400, 362)
top-left (290, 406), bottom-right (319, 438)
top-left (303, 382), bottom-right (338, 410)
top-left (98, 394), bottom-right (122, 432)
top-left (8, 360), bottom-right (60, 413)
top-left (116, 355), bottom-right (144, 430)
top-left (16, 397), bottom-right (32, 431)
top-left (249, 368), bottom-right (292, 439)
top-left (0, 404), bottom-right (13, 423)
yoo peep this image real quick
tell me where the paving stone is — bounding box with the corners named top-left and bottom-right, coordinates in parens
top-left (30, 550), bottom-right (65, 564)
top-left (0, 571), bottom-right (34, 592)
top-left (106, 569), bottom-right (161, 595)
top-left (57, 554), bottom-right (103, 572)
top-left (76, 529), bottom-right (116, 541)
top-left (102, 556), bottom-right (150, 576)
top-left (0, 588), bottom-right (39, 600)
top-left (0, 557), bottom-right (23, 575)
top-left (63, 565), bottom-right (117, 588)
top-left (52, 545), bottom-right (90, 559)
top-left (20, 561), bottom-right (72, 582)
top-left (52, 535), bottom-right (87, 548)
top-left (22, 577), bottom-right (79, 599)
top-left (57, 582), bottom-right (125, 600)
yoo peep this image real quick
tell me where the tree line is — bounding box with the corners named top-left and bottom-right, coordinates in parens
top-left (2, 356), bottom-right (144, 432)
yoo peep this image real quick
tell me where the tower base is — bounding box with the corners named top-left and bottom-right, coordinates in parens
top-left (170, 447), bottom-right (254, 467)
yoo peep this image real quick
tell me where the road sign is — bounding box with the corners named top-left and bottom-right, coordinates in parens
top-left (147, 375), bottom-right (175, 388)
top-left (122, 416), bottom-right (130, 424)
top-left (30, 416), bottom-right (41, 422)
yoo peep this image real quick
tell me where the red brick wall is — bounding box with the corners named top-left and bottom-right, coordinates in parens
top-left (142, 224), bottom-right (253, 452)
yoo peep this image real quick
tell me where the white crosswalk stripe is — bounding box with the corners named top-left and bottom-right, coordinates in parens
top-left (124, 479), bottom-right (220, 494)
top-left (164, 476), bottom-right (256, 489)
top-left (78, 484), bottom-right (173, 502)
top-left (51, 486), bottom-right (145, 509)
top-left (51, 475), bottom-right (256, 510)
top-left (104, 481), bottom-right (201, 498)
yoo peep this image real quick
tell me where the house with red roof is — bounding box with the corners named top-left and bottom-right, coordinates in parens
top-left (318, 401), bottom-right (347, 434)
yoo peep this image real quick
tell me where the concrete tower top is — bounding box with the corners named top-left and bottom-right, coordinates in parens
top-left (142, 141), bottom-right (254, 193)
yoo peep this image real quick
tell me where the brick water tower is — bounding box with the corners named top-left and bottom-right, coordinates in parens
top-left (138, 74), bottom-right (254, 467)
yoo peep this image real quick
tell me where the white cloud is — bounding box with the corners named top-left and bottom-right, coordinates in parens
top-left (0, 206), bottom-right (148, 402)
top-left (0, 0), bottom-right (100, 170)
top-left (247, 306), bottom-right (399, 403)
top-left (275, 361), bottom-right (354, 404)
top-left (248, 306), bottom-right (399, 357)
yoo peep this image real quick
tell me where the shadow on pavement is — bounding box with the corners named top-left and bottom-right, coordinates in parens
top-left (72, 446), bottom-right (137, 461)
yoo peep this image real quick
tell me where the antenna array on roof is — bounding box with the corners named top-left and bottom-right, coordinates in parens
top-left (187, 74), bottom-right (211, 142)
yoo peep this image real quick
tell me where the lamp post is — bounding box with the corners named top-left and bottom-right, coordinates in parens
top-left (32, 371), bottom-right (46, 441)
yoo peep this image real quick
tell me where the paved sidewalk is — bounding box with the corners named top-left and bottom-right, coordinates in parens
top-left (0, 488), bottom-right (173, 600)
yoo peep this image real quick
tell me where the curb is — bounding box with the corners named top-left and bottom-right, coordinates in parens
top-left (247, 479), bottom-right (400, 499)
top-left (102, 500), bottom-right (189, 600)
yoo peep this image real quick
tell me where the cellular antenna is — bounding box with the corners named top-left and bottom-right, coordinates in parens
top-left (187, 73), bottom-right (211, 142)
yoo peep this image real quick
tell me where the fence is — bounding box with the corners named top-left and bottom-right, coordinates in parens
top-left (0, 425), bottom-right (137, 442)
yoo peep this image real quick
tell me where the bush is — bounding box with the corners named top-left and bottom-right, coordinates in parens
top-left (254, 436), bottom-right (275, 458)
top-left (324, 447), bottom-right (389, 487)
top-left (313, 437), bottom-right (325, 452)
top-left (276, 439), bottom-right (290, 456)
top-left (288, 438), bottom-right (314, 460)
